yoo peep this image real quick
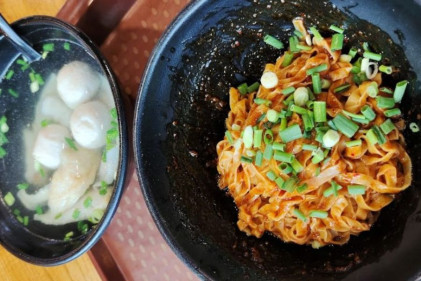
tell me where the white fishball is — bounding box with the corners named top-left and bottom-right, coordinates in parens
top-left (57, 61), bottom-right (100, 109)
top-left (32, 124), bottom-right (71, 169)
top-left (70, 100), bottom-right (111, 149)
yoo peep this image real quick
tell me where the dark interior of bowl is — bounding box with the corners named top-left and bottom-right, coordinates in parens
top-left (0, 17), bottom-right (128, 265)
top-left (135, 0), bottom-right (421, 280)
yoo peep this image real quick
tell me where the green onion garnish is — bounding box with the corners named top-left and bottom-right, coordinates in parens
top-left (255, 151), bottom-right (263, 167)
top-left (332, 114), bottom-right (359, 138)
top-left (302, 144), bottom-right (318, 151)
top-left (372, 125), bottom-right (386, 144)
top-left (282, 86), bottom-right (295, 95)
top-left (4, 192), bottom-right (15, 206)
top-left (63, 42), bottom-right (71, 51)
top-left (35, 73), bottom-right (44, 85)
top-left (280, 163), bottom-right (292, 174)
top-left (279, 117), bottom-right (287, 131)
top-left (361, 105), bottom-right (376, 121)
top-left (254, 98), bottom-right (271, 106)
top-left (264, 129), bottom-right (274, 144)
top-left (379, 65), bottom-right (392, 74)
top-left (306, 64), bottom-right (328, 76)
top-left (264, 35), bottom-right (284, 49)
top-left (8, 88), bottom-right (18, 98)
top-left (266, 170), bottom-right (277, 181)
top-left (312, 73), bottom-right (322, 94)
top-left (253, 129), bottom-right (263, 148)
top-left (376, 96), bottom-right (395, 109)
top-left (289, 36), bottom-right (299, 53)
top-left (77, 221), bottom-right (89, 234)
top-left (363, 51), bottom-right (382, 61)
top-left (263, 144), bottom-right (273, 160)
top-left (283, 176), bottom-right (297, 192)
top-left (384, 108), bottom-right (401, 117)
top-left (302, 114), bottom-right (314, 131)
top-left (23, 216), bottom-right (29, 226)
top-left (275, 177), bottom-right (285, 189)
top-left (362, 42), bottom-right (370, 51)
top-left (0, 146), bottom-right (7, 159)
top-left (293, 29), bottom-right (303, 38)
top-left (380, 119), bottom-right (395, 135)
top-left (247, 82), bottom-right (260, 93)
top-left (293, 87), bottom-right (309, 106)
top-left (282, 51), bottom-right (295, 67)
top-left (257, 113), bottom-right (266, 123)
top-left (272, 142), bottom-right (285, 151)
top-left (334, 83), bottom-right (351, 93)
top-left (311, 148), bottom-right (325, 164)
top-left (293, 209), bottom-right (307, 222)
top-left (345, 139), bottom-right (362, 147)
top-left (296, 183), bottom-right (308, 193)
top-left (410, 122), bottom-right (420, 133)
top-left (17, 183), bottom-right (29, 190)
top-left (72, 209), bottom-right (81, 219)
top-left (279, 124), bottom-right (302, 143)
top-left (291, 158), bottom-right (303, 173)
top-left (342, 110), bottom-right (364, 120)
top-left (240, 156), bottom-right (253, 163)
top-left (322, 129), bottom-right (340, 148)
top-left (310, 26), bottom-right (323, 41)
top-left (43, 43), bottom-right (55, 52)
top-left (321, 79), bottom-right (331, 89)
top-left (243, 126), bottom-right (253, 148)
top-left (309, 210), bottom-right (328, 218)
top-left (331, 33), bottom-right (344, 51)
top-left (238, 83), bottom-right (248, 95)
top-left (347, 185), bottom-right (366, 195)
top-left (393, 80), bottom-right (408, 103)
top-left (5, 70), bottom-right (14, 80)
top-left (65, 137), bottom-right (78, 151)
top-left (297, 44), bottom-right (312, 51)
top-left (232, 124), bottom-right (241, 131)
top-left (348, 47), bottom-right (358, 58)
top-left (274, 151), bottom-right (294, 163)
top-left (366, 128), bottom-right (378, 145)
top-left (266, 109), bottom-right (279, 123)
top-left (290, 104), bottom-right (307, 115)
top-left (225, 131), bottom-right (234, 144)
top-left (380, 87), bottom-right (393, 94)
top-left (35, 205), bottom-right (43, 215)
top-left (83, 196), bottom-right (93, 208)
top-left (314, 101), bottom-right (326, 122)
top-left (329, 24), bottom-right (344, 34)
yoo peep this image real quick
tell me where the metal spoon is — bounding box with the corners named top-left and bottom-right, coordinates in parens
top-left (0, 14), bottom-right (41, 63)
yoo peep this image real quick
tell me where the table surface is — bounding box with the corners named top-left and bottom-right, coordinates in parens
top-left (0, 1), bottom-right (102, 281)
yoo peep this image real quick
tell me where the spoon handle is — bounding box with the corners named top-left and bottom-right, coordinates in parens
top-left (0, 14), bottom-right (41, 63)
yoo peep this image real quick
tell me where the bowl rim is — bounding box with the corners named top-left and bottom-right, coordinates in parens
top-left (0, 15), bottom-right (129, 266)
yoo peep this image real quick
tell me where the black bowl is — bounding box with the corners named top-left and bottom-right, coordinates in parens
top-left (0, 16), bottom-right (129, 265)
top-left (134, 0), bottom-right (421, 280)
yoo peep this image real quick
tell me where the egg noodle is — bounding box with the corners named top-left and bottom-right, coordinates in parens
top-left (216, 19), bottom-right (412, 247)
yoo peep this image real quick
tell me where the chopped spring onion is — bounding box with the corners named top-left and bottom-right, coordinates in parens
top-left (274, 151), bottom-right (294, 163)
top-left (84, 196), bottom-right (93, 208)
top-left (280, 163), bottom-right (292, 174)
top-left (340, 54), bottom-right (352, 63)
top-left (410, 122), bottom-right (420, 133)
top-left (253, 129), bottom-right (263, 147)
top-left (372, 125), bottom-right (386, 145)
top-left (310, 26), bottom-right (323, 41)
top-left (255, 151), bottom-right (263, 166)
top-left (0, 117), bottom-right (8, 134)
top-left (257, 113), bottom-right (266, 123)
top-left (309, 210), bottom-right (328, 218)
top-left (232, 124), bottom-right (241, 131)
top-left (331, 33), bottom-right (344, 51)
top-left (72, 209), bottom-right (80, 219)
top-left (263, 144), bottom-right (273, 160)
top-left (264, 129), bottom-right (274, 144)
top-left (99, 181), bottom-right (108, 195)
top-left (380, 87), bottom-right (393, 94)
top-left (30, 81), bottom-right (40, 93)
top-left (63, 42), bottom-right (71, 51)
top-left (8, 88), bottom-right (18, 98)
top-left (297, 183), bottom-right (308, 193)
top-left (65, 137), bottom-right (78, 151)
top-left (362, 42), bottom-right (370, 51)
top-left (393, 80), bottom-right (408, 103)
top-left (290, 104), bottom-right (308, 115)
top-left (43, 43), bottom-right (55, 52)
top-left (312, 73), bottom-right (322, 94)
top-left (313, 101), bottom-right (326, 122)
top-left (23, 216), bottom-right (29, 226)
top-left (289, 36), bottom-right (300, 53)
top-left (279, 118), bottom-right (287, 131)
top-left (291, 158), bottom-right (303, 173)
top-left (321, 79), bottom-right (331, 89)
top-left (294, 29), bottom-right (303, 38)
top-left (345, 139), bottom-right (362, 147)
top-left (238, 83), bottom-right (248, 95)
top-left (331, 181), bottom-right (342, 196)
top-left (311, 148), bottom-right (325, 164)
top-left (282, 51), bottom-right (295, 67)
top-left (306, 64), bottom-right (328, 76)
top-left (302, 114), bottom-right (314, 131)
top-left (379, 65), bottom-right (392, 74)
top-left (243, 126), bottom-right (253, 148)
top-left (380, 119), bottom-right (395, 135)
top-left (266, 170), bottom-right (277, 181)
top-left (254, 98), bottom-right (271, 106)
top-left (17, 183), bottom-right (29, 190)
top-left (77, 221), bottom-right (89, 234)
top-left (272, 142), bottom-right (285, 151)
top-left (376, 96), bottom-right (395, 109)
top-left (282, 86), bottom-right (295, 95)
top-left (279, 124), bottom-right (302, 143)
top-left (5, 70), bottom-right (14, 80)
top-left (361, 105), bottom-right (376, 121)
top-left (264, 34), bottom-right (284, 49)
top-left (322, 129), bottom-right (340, 148)
top-left (297, 44), bottom-right (312, 51)
top-left (327, 120), bottom-right (337, 130)
top-left (246, 150), bottom-right (256, 157)
top-left (225, 131), bottom-right (234, 144)
top-left (363, 51), bottom-right (382, 61)
top-left (293, 209), bottom-right (307, 222)
top-left (4, 192), bottom-right (15, 206)
top-left (347, 185), bottom-right (366, 195)
top-left (332, 114), bottom-right (359, 138)
top-left (348, 47), bottom-right (358, 58)
top-left (261, 71), bottom-right (279, 89)
top-left (367, 82), bottom-right (379, 98)
top-left (329, 24), bottom-right (344, 34)
top-left (247, 82), bottom-right (260, 93)
top-left (366, 128), bottom-right (378, 145)
top-left (334, 83), bottom-right (351, 93)
top-left (64, 231), bottom-right (74, 241)
top-left (384, 108), bottom-right (401, 117)
top-left (275, 177), bottom-right (285, 189)
top-left (352, 117), bottom-right (369, 125)
top-left (293, 87), bottom-right (309, 106)
top-left (266, 109), bottom-right (279, 123)
top-left (342, 110), bottom-right (365, 120)
top-left (35, 205), bottom-right (43, 215)
top-left (302, 144), bottom-right (318, 151)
